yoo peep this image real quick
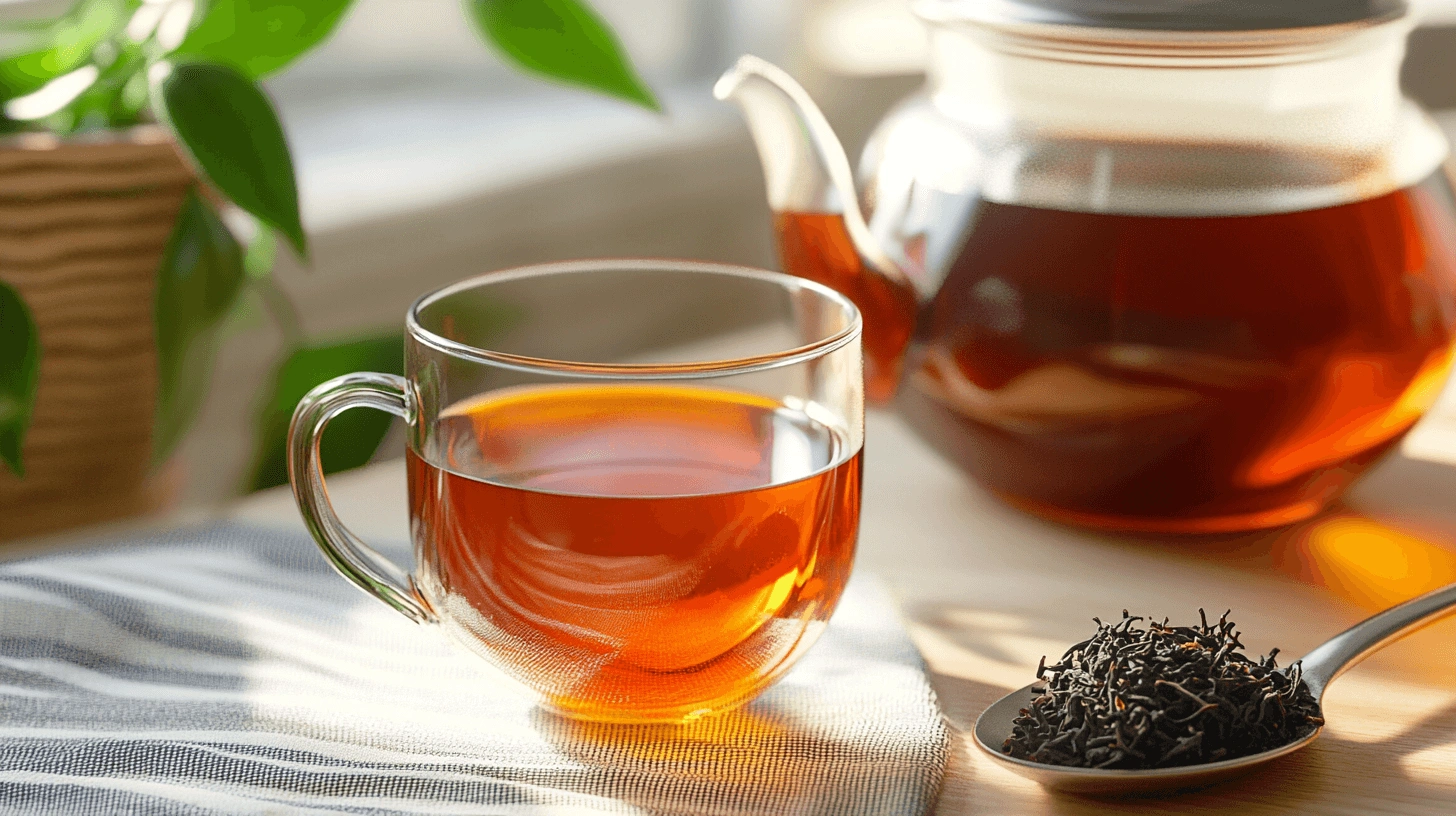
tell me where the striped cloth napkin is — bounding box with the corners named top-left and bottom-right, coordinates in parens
top-left (0, 523), bottom-right (949, 814)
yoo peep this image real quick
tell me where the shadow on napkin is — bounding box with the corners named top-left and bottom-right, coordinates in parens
top-left (0, 523), bottom-right (948, 815)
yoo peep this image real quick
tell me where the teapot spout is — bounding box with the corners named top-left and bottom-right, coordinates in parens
top-left (713, 56), bottom-right (898, 277)
top-left (715, 56), bottom-right (917, 402)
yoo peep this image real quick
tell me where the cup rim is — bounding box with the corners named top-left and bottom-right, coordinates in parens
top-left (405, 259), bottom-right (864, 378)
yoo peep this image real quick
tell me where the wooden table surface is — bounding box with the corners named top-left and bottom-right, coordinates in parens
top-left (35, 405), bottom-right (1456, 814)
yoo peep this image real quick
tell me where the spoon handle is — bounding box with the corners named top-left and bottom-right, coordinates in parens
top-left (1299, 582), bottom-right (1456, 698)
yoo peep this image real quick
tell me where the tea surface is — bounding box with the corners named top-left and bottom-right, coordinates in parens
top-left (408, 384), bottom-right (861, 721)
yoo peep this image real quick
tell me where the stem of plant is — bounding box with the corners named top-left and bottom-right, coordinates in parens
top-left (255, 277), bottom-right (305, 348)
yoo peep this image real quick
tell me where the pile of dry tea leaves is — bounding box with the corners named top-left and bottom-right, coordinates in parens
top-left (1002, 610), bottom-right (1324, 770)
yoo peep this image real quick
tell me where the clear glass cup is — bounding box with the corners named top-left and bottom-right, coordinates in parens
top-left (288, 260), bottom-right (865, 723)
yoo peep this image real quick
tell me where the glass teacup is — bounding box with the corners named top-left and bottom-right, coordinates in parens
top-left (288, 260), bottom-right (865, 723)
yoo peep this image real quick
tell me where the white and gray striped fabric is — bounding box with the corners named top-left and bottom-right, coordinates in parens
top-left (0, 524), bottom-right (949, 814)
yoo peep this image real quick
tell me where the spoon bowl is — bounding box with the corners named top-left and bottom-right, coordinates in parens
top-left (971, 580), bottom-right (1456, 797)
top-left (973, 683), bottom-right (1321, 796)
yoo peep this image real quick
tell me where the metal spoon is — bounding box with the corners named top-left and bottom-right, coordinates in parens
top-left (973, 582), bottom-right (1456, 796)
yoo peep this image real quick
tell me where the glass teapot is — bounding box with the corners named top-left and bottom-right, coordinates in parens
top-left (716, 0), bottom-right (1456, 534)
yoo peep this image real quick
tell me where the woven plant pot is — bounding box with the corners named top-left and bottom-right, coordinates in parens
top-left (0, 127), bottom-right (192, 541)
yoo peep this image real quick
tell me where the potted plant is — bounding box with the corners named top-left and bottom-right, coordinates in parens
top-left (0, 0), bottom-right (658, 539)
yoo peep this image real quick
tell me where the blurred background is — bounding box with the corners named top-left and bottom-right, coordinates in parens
top-left (6, 0), bottom-right (1456, 507)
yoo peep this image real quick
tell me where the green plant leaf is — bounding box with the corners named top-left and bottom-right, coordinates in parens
top-left (0, 280), bottom-right (40, 478)
top-left (0, 0), bottom-right (129, 101)
top-left (49, 44), bottom-right (147, 133)
top-left (173, 0), bottom-right (355, 78)
top-left (0, 49), bottom-right (69, 101)
top-left (467, 0), bottom-right (659, 111)
top-left (247, 333), bottom-right (404, 492)
top-left (156, 60), bottom-right (307, 257)
top-left (153, 190), bottom-right (247, 464)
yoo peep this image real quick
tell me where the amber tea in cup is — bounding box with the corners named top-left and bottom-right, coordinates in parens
top-left (289, 261), bottom-right (864, 723)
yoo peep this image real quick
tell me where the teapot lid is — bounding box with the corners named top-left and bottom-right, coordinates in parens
top-left (914, 0), bottom-right (1408, 31)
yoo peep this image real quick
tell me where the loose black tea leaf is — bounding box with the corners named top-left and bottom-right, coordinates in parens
top-left (1003, 610), bottom-right (1324, 770)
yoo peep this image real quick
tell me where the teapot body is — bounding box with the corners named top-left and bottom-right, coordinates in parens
top-left (775, 10), bottom-right (1456, 532)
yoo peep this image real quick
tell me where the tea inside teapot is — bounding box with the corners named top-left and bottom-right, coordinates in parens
top-left (893, 172), bottom-right (1456, 532)
top-left (720, 1), bottom-right (1456, 533)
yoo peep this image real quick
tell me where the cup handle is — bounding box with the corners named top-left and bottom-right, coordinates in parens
top-left (287, 372), bottom-right (436, 624)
